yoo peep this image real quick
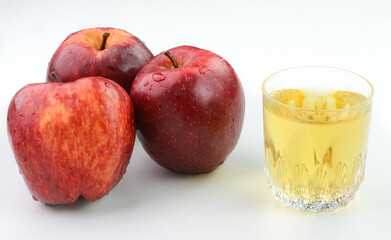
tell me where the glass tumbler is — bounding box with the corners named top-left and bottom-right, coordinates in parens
top-left (262, 66), bottom-right (374, 212)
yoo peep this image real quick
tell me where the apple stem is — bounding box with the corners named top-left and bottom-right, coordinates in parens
top-left (164, 51), bottom-right (179, 68)
top-left (50, 71), bottom-right (62, 83)
top-left (100, 32), bottom-right (110, 50)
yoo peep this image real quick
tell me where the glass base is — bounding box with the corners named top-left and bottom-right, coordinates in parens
top-left (269, 185), bottom-right (358, 212)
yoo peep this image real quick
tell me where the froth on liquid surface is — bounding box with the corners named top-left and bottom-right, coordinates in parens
top-left (269, 89), bottom-right (367, 111)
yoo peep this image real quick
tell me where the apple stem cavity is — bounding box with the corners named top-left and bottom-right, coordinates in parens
top-left (100, 32), bottom-right (110, 51)
top-left (50, 72), bottom-right (62, 83)
top-left (164, 51), bottom-right (179, 68)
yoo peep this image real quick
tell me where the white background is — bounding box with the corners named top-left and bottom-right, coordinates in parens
top-left (1, 0), bottom-right (390, 239)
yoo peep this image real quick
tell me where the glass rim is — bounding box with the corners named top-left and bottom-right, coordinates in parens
top-left (262, 66), bottom-right (374, 113)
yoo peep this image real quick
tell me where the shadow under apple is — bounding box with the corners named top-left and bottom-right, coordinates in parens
top-left (42, 140), bottom-right (269, 215)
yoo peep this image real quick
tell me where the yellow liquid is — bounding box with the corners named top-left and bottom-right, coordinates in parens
top-left (263, 89), bottom-right (371, 203)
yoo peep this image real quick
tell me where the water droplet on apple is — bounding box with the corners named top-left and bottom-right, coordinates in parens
top-left (156, 105), bottom-right (162, 111)
top-left (144, 82), bottom-right (149, 87)
top-left (152, 73), bottom-right (165, 82)
top-left (19, 114), bottom-right (25, 118)
top-left (199, 67), bottom-right (210, 75)
top-left (104, 82), bottom-right (110, 88)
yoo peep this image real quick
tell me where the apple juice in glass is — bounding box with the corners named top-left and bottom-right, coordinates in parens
top-left (262, 67), bottom-right (373, 212)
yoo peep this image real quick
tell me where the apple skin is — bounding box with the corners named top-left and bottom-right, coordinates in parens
top-left (46, 27), bottom-right (154, 93)
top-left (7, 77), bottom-right (136, 205)
top-left (130, 46), bottom-right (245, 173)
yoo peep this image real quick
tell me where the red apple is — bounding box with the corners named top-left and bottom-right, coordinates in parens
top-left (46, 27), bottom-right (154, 92)
top-left (7, 76), bottom-right (136, 205)
top-left (130, 46), bottom-right (245, 173)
